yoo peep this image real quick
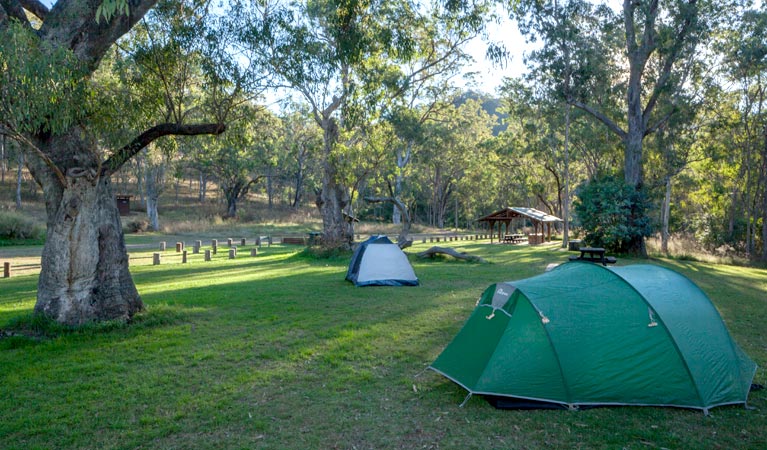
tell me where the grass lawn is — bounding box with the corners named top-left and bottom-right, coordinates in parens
top-left (1, 240), bottom-right (765, 449)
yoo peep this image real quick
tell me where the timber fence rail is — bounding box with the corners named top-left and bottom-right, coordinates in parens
top-left (1, 233), bottom-right (497, 276)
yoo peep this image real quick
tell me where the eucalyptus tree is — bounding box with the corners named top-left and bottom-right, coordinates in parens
top-left (279, 108), bottom-right (322, 208)
top-left (376, 0), bottom-right (484, 226)
top-left (514, 0), bottom-right (725, 255)
top-left (416, 98), bottom-right (496, 228)
top-left (515, 0), bottom-right (614, 246)
top-left (234, 0), bottom-right (379, 248)
top-left (207, 106), bottom-right (281, 218)
top-left (0, 0), bottom-right (241, 325)
top-left (714, 6), bottom-right (767, 260)
top-left (236, 0), bottom-right (486, 248)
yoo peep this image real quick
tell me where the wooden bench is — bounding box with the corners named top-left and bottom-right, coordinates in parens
top-left (503, 233), bottom-right (526, 244)
top-left (281, 237), bottom-right (306, 245)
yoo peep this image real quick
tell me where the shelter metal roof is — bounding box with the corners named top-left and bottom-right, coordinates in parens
top-left (477, 207), bottom-right (562, 223)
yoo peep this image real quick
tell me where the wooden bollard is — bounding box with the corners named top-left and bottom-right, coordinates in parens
top-left (227, 238), bottom-right (233, 247)
top-left (422, 238), bottom-right (426, 244)
top-left (153, 253), bottom-right (161, 265)
top-left (430, 237), bottom-right (434, 243)
top-left (436, 237), bottom-right (440, 242)
top-left (193, 241), bottom-right (201, 254)
top-left (176, 242), bottom-right (183, 252)
top-left (159, 241), bottom-right (166, 251)
top-left (241, 238), bottom-right (247, 246)
top-left (182, 250), bottom-right (188, 264)
top-left (211, 239), bottom-right (218, 254)
top-left (204, 249), bottom-right (212, 261)
top-left (3, 262), bottom-right (10, 278)
top-left (250, 248), bottom-right (258, 257)
top-left (229, 248), bottom-right (236, 259)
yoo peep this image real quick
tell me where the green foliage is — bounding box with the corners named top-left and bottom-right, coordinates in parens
top-left (0, 22), bottom-right (90, 139)
top-left (95, 0), bottom-right (131, 24)
top-left (0, 211), bottom-right (45, 242)
top-left (573, 174), bottom-right (653, 253)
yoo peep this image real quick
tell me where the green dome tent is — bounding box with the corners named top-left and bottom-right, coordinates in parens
top-left (430, 263), bottom-right (757, 413)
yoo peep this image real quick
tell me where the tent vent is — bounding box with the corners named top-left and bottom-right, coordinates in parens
top-left (647, 308), bottom-right (658, 327)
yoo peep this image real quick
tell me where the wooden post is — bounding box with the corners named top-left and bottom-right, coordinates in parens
top-left (182, 250), bottom-right (188, 264)
top-left (227, 238), bottom-right (233, 247)
top-left (3, 262), bottom-right (10, 278)
top-left (229, 248), bottom-right (236, 259)
top-left (176, 242), bottom-right (183, 252)
top-left (159, 241), bottom-right (166, 251)
top-left (422, 238), bottom-right (426, 244)
top-left (430, 237), bottom-right (433, 243)
top-left (193, 241), bottom-right (201, 254)
top-left (212, 239), bottom-right (218, 254)
top-left (241, 238), bottom-right (246, 246)
top-left (204, 249), bottom-right (211, 261)
top-left (436, 237), bottom-right (440, 242)
top-left (153, 253), bottom-right (161, 265)
top-left (250, 248), bottom-right (258, 257)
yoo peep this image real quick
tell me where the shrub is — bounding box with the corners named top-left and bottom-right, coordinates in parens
top-left (573, 174), bottom-right (653, 254)
top-left (0, 211), bottom-right (45, 241)
top-left (125, 220), bottom-right (150, 233)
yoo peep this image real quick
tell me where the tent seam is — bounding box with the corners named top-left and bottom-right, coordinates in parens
top-left (603, 264), bottom-right (707, 409)
top-left (651, 265), bottom-right (757, 403)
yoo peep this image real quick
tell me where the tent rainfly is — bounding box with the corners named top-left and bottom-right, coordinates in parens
top-left (346, 236), bottom-right (419, 286)
top-left (430, 263), bottom-right (757, 413)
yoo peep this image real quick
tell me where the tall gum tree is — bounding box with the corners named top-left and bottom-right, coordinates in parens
top-left (516, 0), bottom-right (716, 255)
top-left (0, 0), bottom-right (225, 325)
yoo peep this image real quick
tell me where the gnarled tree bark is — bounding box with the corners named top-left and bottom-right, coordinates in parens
top-left (1, 2), bottom-right (226, 324)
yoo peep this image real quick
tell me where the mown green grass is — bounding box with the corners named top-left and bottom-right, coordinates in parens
top-left (1, 241), bottom-right (765, 449)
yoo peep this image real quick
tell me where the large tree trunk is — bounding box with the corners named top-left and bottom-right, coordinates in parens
top-left (661, 175), bottom-right (672, 254)
top-left (562, 104), bottom-right (571, 248)
top-left (15, 151), bottom-right (23, 210)
top-left (392, 140), bottom-right (413, 225)
top-left (225, 191), bottom-right (238, 218)
top-left (145, 164), bottom-right (164, 231)
top-left (29, 133), bottom-right (142, 326)
top-left (317, 118), bottom-right (353, 249)
top-left (1, 134), bottom-right (6, 183)
top-left (198, 171), bottom-right (208, 203)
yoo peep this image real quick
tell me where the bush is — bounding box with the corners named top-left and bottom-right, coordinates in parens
top-left (0, 211), bottom-right (45, 241)
top-left (125, 219), bottom-right (150, 233)
top-left (573, 174), bottom-right (653, 254)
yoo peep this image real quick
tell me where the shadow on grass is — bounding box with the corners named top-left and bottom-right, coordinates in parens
top-left (0, 301), bottom-right (207, 350)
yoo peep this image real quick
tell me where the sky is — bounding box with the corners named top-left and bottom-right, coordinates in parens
top-left (459, 16), bottom-right (532, 95)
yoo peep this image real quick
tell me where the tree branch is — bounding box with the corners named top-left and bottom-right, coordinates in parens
top-left (0, 0), bottom-right (31, 28)
top-left (103, 123), bottom-right (225, 176)
top-left (645, 109), bottom-right (675, 137)
top-left (0, 3), bottom-right (9, 25)
top-left (41, 0), bottom-right (160, 70)
top-left (642, 0), bottom-right (697, 127)
top-left (569, 100), bottom-right (627, 140)
top-left (19, 0), bottom-right (48, 20)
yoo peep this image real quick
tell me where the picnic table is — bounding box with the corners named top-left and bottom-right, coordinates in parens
top-left (568, 246), bottom-right (617, 266)
top-left (503, 233), bottom-right (526, 244)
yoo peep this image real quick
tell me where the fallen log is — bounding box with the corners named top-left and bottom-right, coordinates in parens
top-left (416, 246), bottom-right (487, 263)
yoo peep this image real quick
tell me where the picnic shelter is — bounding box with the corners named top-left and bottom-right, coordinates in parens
top-left (478, 207), bottom-right (562, 244)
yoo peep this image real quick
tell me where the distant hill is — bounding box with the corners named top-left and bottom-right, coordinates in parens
top-left (453, 90), bottom-right (508, 136)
